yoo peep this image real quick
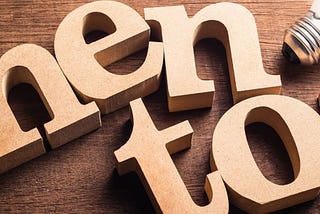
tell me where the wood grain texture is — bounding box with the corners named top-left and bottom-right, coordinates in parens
top-left (0, 0), bottom-right (319, 213)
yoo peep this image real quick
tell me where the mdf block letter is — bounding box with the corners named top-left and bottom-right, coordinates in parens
top-left (55, 1), bottom-right (163, 114)
top-left (114, 98), bottom-right (228, 214)
top-left (0, 44), bottom-right (101, 173)
top-left (211, 95), bottom-right (320, 213)
top-left (145, 3), bottom-right (281, 112)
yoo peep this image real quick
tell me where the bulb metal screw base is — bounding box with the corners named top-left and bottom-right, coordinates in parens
top-left (283, 11), bottom-right (320, 65)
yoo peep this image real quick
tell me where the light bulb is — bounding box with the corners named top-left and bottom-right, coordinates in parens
top-left (282, 0), bottom-right (320, 65)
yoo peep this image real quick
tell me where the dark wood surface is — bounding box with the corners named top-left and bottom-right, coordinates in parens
top-left (0, 0), bottom-right (319, 213)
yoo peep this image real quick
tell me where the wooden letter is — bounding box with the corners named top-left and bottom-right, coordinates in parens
top-left (114, 98), bottom-right (228, 214)
top-left (55, 1), bottom-right (163, 114)
top-left (0, 44), bottom-right (101, 173)
top-left (211, 95), bottom-right (320, 213)
top-left (145, 3), bottom-right (281, 112)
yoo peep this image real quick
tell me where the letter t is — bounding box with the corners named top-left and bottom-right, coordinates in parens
top-left (114, 98), bottom-right (228, 213)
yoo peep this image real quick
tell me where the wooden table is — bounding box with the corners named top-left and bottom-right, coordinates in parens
top-left (0, 0), bottom-right (319, 213)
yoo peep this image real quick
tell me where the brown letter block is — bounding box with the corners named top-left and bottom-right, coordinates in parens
top-left (0, 44), bottom-right (101, 173)
top-left (145, 3), bottom-right (281, 112)
top-left (115, 98), bottom-right (228, 214)
top-left (212, 95), bottom-right (320, 213)
top-left (55, 1), bottom-right (163, 114)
